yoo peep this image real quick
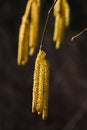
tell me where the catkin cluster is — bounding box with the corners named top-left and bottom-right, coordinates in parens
top-left (53, 0), bottom-right (70, 49)
top-left (32, 50), bottom-right (49, 120)
top-left (17, 0), bottom-right (40, 65)
top-left (17, 0), bottom-right (71, 121)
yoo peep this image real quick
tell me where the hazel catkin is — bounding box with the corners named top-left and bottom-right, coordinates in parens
top-left (17, 0), bottom-right (41, 65)
top-left (29, 0), bottom-right (41, 56)
top-left (64, 0), bottom-right (70, 27)
top-left (53, 0), bottom-right (70, 49)
top-left (17, 0), bottom-right (33, 65)
top-left (32, 50), bottom-right (49, 120)
top-left (37, 58), bottom-right (45, 115)
top-left (17, 18), bottom-right (30, 65)
top-left (32, 50), bottom-right (46, 113)
top-left (42, 59), bottom-right (49, 120)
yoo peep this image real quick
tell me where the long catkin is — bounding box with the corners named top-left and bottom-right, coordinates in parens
top-left (53, 0), bottom-right (70, 49)
top-left (56, 15), bottom-right (65, 49)
top-left (17, 0), bottom-right (33, 65)
top-left (17, 18), bottom-right (30, 65)
top-left (29, 0), bottom-right (40, 55)
top-left (42, 59), bottom-right (49, 120)
top-left (37, 58), bottom-right (45, 115)
top-left (64, 0), bottom-right (70, 27)
top-left (32, 50), bottom-right (49, 120)
top-left (53, 0), bottom-right (65, 48)
top-left (32, 50), bottom-right (46, 113)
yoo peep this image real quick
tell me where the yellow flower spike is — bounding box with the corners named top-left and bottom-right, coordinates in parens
top-left (17, 18), bottom-right (30, 65)
top-left (56, 15), bottom-right (65, 49)
top-left (53, 0), bottom-right (65, 49)
top-left (29, 0), bottom-right (41, 56)
top-left (64, 0), bottom-right (70, 27)
top-left (32, 50), bottom-right (46, 113)
top-left (53, 15), bottom-right (59, 42)
top-left (42, 60), bottom-right (49, 120)
top-left (53, 0), bottom-right (61, 42)
top-left (53, 0), bottom-right (70, 49)
top-left (17, 0), bottom-right (34, 65)
top-left (37, 58), bottom-right (45, 115)
top-left (32, 50), bottom-right (43, 112)
top-left (53, 13), bottom-right (65, 49)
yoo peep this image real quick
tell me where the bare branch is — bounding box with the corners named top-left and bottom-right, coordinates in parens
top-left (71, 28), bottom-right (87, 42)
top-left (40, 0), bottom-right (57, 50)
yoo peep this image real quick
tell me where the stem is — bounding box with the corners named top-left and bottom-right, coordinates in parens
top-left (40, 0), bottom-right (57, 50)
top-left (71, 28), bottom-right (87, 42)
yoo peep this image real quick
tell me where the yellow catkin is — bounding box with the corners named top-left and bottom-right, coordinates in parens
top-left (53, 0), bottom-right (70, 49)
top-left (37, 58), bottom-right (45, 115)
top-left (64, 0), bottom-right (70, 27)
top-left (53, 15), bottom-right (59, 42)
top-left (53, 0), bottom-right (60, 42)
top-left (53, 14), bottom-right (65, 49)
top-left (42, 60), bottom-right (49, 120)
top-left (17, 18), bottom-right (30, 65)
top-left (56, 15), bottom-right (65, 49)
top-left (32, 50), bottom-right (49, 120)
top-left (17, 0), bottom-right (33, 65)
top-left (29, 0), bottom-right (40, 56)
top-left (53, 0), bottom-right (65, 48)
top-left (32, 50), bottom-right (46, 113)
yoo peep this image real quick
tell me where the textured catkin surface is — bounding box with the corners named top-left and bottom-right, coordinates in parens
top-left (0, 0), bottom-right (87, 130)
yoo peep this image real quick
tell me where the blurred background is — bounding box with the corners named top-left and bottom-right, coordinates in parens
top-left (0, 0), bottom-right (87, 130)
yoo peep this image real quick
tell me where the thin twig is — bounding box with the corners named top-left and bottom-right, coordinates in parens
top-left (40, 0), bottom-right (57, 50)
top-left (71, 28), bottom-right (87, 42)
top-left (62, 110), bottom-right (83, 130)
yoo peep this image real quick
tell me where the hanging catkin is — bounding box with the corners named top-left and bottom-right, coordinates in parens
top-left (17, 0), bottom-right (41, 65)
top-left (17, 0), bottom-right (33, 65)
top-left (53, 0), bottom-right (65, 48)
top-left (29, 0), bottom-right (41, 56)
top-left (32, 50), bottom-right (46, 113)
top-left (37, 58), bottom-right (45, 115)
top-left (42, 59), bottom-right (49, 120)
top-left (64, 0), bottom-right (70, 27)
top-left (53, 0), bottom-right (70, 49)
top-left (17, 18), bottom-right (30, 65)
top-left (32, 50), bottom-right (49, 120)
top-left (56, 15), bottom-right (65, 49)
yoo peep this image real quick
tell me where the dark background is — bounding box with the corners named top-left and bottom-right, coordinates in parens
top-left (0, 0), bottom-right (87, 130)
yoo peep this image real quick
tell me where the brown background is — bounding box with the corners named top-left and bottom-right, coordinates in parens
top-left (0, 0), bottom-right (87, 130)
